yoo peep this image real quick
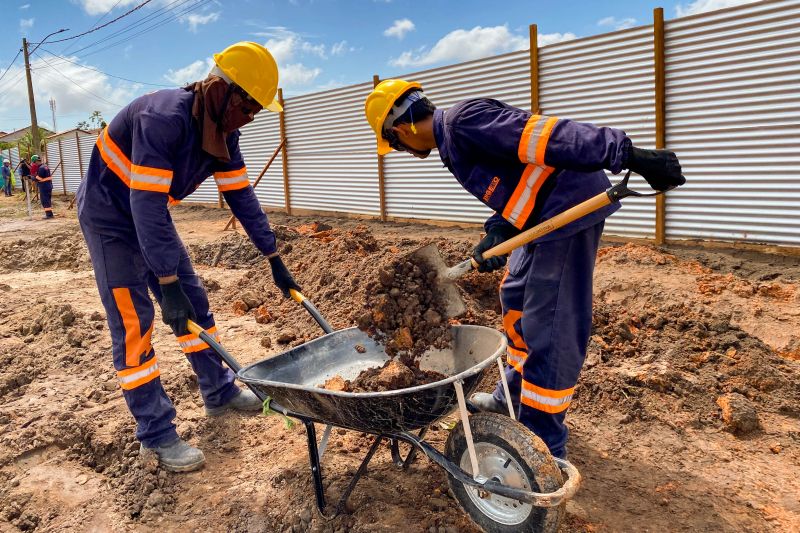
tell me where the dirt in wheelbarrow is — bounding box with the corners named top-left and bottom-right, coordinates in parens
top-left (2, 198), bottom-right (800, 533)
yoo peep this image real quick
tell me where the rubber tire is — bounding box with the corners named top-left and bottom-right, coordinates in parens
top-left (444, 412), bottom-right (564, 533)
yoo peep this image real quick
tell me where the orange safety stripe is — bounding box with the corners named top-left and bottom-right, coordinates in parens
top-left (176, 326), bottom-right (219, 354)
top-left (117, 357), bottom-right (160, 390)
top-left (130, 180), bottom-right (171, 193)
top-left (517, 114), bottom-right (542, 163)
top-left (520, 380), bottom-right (575, 414)
top-left (514, 166), bottom-right (555, 228)
top-left (502, 309), bottom-right (526, 351)
top-left (214, 167), bottom-right (249, 192)
top-left (507, 345), bottom-right (527, 373)
top-left (501, 163), bottom-right (555, 230)
top-left (214, 167), bottom-right (248, 179)
top-left (96, 129), bottom-right (131, 186)
top-left (131, 164), bottom-right (173, 179)
top-left (534, 117), bottom-right (559, 166)
top-left (112, 287), bottom-right (154, 368)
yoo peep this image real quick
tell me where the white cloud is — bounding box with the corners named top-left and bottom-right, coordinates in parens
top-left (330, 40), bottom-right (357, 56)
top-left (19, 3), bottom-right (30, 9)
top-left (389, 25), bottom-right (576, 68)
top-left (676, 0), bottom-right (756, 16)
top-left (180, 11), bottom-right (220, 33)
top-left (281, 63), bottom-right (322, 87)
top-left (76, 0), bottom-right (141, 16)
top-left (247, 27), bottom-right (331, 89)
top-left (0, 55), bottom-right (143, 131)
top-left (19, 18), bottom-right (34, 32)
top-left (163, 58), bottom-right (214, 85)
top-left (384, 18), bottom-right (415, 40)
top-left (597, 16), bottom-right (637, 30)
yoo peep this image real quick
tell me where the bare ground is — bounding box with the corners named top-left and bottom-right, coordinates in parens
top-left (0, 193), bottom-right (798, 532)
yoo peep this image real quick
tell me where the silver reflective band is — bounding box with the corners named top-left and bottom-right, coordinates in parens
top-left (520, 388), bottom-right (573, 407)
top-left (508, 165), bottom-right (547, 225)
top-left (119, 361), bottom-right (159, 386)
top-left (98, 132), bottom-right (131, 179)
top-left (215, 174), bottom-right (249, 186)
top-left (525, 116), bottom-right (549, 163)
top-left (131, 173), bottom-right (171, 186)
top-left (179, 331), bottom-right (220, 349)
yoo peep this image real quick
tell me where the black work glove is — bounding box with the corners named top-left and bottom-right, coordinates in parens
top-left (472, 225), bottom-right (520, 273)
top-left (269, 255), bottom-right (301, 298)
top-left (626, 146), bottom-right (686, 191)
top-left (160, 280), bottom-right (196, 336)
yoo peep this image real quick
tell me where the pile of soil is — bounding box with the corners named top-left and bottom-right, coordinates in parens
top-left (323, 359), bottom-right (446, 392)
top-left (356, 252), bottom-right (451, 364)
top-left (0, 231), bottom-right (90, 272)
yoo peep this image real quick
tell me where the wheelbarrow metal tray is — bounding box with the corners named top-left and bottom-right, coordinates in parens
top-left (238, 325), bottom-right (506, 434)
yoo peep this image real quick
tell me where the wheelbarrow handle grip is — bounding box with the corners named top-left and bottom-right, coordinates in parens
top-left (289, 289), bottom-right (334, 335)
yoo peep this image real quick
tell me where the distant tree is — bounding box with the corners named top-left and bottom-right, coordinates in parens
top-left (77, 110), bottom-right (106, 130)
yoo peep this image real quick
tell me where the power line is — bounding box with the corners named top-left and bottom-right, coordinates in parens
top-left (32, 0), bottom-right (154, 44)
top-left (33, 51), bottom-right (125, 108)
top-left (40, 49), bottom-right (171, 87)
top-left (61, 0), bottom-right (125, 55)
top-left (0, 49), bottom-right (22, 85)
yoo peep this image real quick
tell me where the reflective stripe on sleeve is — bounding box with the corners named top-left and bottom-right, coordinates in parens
top-left (130, 164), bottom-right (173, 193)
top-left (520, 381), bottom-right (575, 414)
top-left (118, 357), bottom-right (160, 390)
top-left (214, 167), bottom-right (249, 192)
top-left (176, 326), bottom-right (220, 354)
top-left (517, 115), bottom-right (558, 166)
top-left (96, 128), bottom-right (132, 186)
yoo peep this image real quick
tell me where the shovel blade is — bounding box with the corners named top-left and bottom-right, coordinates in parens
top-left (410, 244), bottom-right (467, 319)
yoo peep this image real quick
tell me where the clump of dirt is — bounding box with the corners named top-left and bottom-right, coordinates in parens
top-left (356, 252), bottom-right (451, 364)
top-left (190, 225), bottom-right (300, 268)
top-left (0, 230), bottom-right (89, 271)
top-left (322, 360), bottom-right (447, 392)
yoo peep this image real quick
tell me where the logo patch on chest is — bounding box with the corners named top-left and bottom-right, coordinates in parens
top-left (483, 176), bottom-right (501, 202)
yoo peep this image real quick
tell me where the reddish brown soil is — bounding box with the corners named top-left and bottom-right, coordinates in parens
top-left (1, 195), bottom-right (799, 532)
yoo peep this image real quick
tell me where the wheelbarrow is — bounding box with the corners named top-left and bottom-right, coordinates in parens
top-left (188, 291), bottom-right (580, 532)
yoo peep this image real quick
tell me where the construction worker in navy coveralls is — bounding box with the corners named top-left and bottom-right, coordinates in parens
top-left (33, 157), bottom-right (54, 218)
top-left (77, 42), bottom-right (300, 472)
top-left (365, 80), bottom-right (684, 459)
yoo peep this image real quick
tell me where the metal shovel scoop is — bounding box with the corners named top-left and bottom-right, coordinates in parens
top-left (413, 171), bottom-right (673, 318)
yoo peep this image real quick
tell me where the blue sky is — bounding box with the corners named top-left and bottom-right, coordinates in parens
top-left (0, 0), bottom-right (754, 132)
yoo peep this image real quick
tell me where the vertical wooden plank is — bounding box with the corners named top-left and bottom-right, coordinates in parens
top-left (57, 138), bottom-right (66, 195)
top-left (529, 24), bottom-right (539, 113)
top-left (278, 88), bottom-right (291, 215)
top-left (654, 7), bottom-right (666, 245)
top-left (75, 131), bottom-right (84, 179)
top-left (373, 74), bottom-right (387, 222)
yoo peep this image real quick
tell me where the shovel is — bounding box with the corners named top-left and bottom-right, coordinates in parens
top-left (413, 171), bottom-right (673, 318)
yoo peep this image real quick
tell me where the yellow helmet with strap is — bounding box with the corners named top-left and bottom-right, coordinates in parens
top-left (213, 42), bottom-right (282, 112)
top-left (364, 79), bottom-right (422, 155)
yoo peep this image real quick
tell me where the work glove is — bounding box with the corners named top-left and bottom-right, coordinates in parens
top-left (160, 280), bottom-right (196, 336)
top-left (472, 225), bottom-right (519, 273)
top-left (626, 146), bottom-right (686, 191)
top-left (269, 255), bottom-right (301, 298)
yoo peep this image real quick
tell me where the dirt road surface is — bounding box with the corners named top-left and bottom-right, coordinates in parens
top-left (1, 194), bottom-right (798, 532)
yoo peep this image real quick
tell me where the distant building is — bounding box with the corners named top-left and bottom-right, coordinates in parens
top-left (0, 125), bottom-right (56, 144)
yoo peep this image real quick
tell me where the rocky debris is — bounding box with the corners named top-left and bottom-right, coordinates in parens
top-left (201, 276), bottom-right (221, 292)
top-left (716, 393), bottom-right (760, 434)
top-left (0, 231), bottom-right (90, 272)
top-left (19, 303), bottom-right (80, 336)
top-left (276, 330), bottom-right (297, 344)
top-left (321, 360), bottom-right (445, 393)
top-left (358, 252), bottom-right (451, 364)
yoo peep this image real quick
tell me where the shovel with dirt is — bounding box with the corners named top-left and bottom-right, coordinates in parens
top-left (413, 171), bottom-right (673, 317)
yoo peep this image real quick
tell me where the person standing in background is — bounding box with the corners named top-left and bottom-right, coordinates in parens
top-left (2, 160), bottom-right (13, 196)
top-left (34, 158), bottom-right (53, 218)
top-left (0, 160), bottom-right (7, 196)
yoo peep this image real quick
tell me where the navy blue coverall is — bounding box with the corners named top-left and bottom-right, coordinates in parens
top-left (35, 163), bottom-right (53, 217)
top-left (433, 99), bottom-right (629, 458)
top-left (77, 88), bottom-right (278, 448)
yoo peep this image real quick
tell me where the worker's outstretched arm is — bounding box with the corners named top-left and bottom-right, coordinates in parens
top-left (128, 112), bottom-right (183, 278)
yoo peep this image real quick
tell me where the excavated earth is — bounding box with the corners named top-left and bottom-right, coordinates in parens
top-left (0, 195), bottom-right (799, 532)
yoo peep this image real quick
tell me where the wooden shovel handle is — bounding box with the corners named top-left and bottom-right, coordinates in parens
top-left (482, 191), bottom-right (613, 260)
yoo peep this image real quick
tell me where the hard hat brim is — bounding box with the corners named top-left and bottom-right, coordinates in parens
top-left (266, 100), bottom-right (283, 113)
top-left (377, 138), bottom-right (393, 156)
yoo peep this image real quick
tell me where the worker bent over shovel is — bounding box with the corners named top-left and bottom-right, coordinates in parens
top-left (77, 42), bottom-right (300, 472)
top-left (364, 80), bottom-right (685, 459)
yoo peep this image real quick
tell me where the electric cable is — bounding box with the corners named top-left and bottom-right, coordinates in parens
top-left (0, 49), bottom-right (23, 85)
top-left (30, 0), bottom-right (154, 44)
top-left (40, 49), bottom-right (171, 87)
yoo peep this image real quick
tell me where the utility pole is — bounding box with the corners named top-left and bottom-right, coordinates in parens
top-left (49, 98), bottom-right (57, 132)
top-left (22, 38), bottom-right (41, 158)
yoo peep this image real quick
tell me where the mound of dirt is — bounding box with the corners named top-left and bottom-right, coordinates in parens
top-left (356, 252), bottom-right (451, 364)
top-left (0, 230), bottom-right (89, 271)
top-left (322, 359), bottom-right (446, 392)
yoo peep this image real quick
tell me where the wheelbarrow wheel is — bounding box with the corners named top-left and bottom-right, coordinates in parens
top-left (444, 413), bottom-right (564, 533)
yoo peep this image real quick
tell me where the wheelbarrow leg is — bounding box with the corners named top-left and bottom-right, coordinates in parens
top-left (304, 421), bottom-right (327, 512)
top-left (391, 426), bottom-right (428, 469)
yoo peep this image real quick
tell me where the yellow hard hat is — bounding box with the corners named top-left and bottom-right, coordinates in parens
top-left (365, 79), bottom-right (422, 155)
top-left (213, 42), bottom-right (282, 112)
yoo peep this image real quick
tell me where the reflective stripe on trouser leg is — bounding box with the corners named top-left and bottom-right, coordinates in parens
top-left (39, 181), bottom-right (53, 214)
top-left (148, 246), bottom-right (237, 410)
top-left (516, 222), bottom-right (604, 459)
top-left (79, 221), bottom-right (179, 448)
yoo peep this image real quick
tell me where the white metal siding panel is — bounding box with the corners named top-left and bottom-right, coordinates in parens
top-left (46, 143), bottom-right (62, 191)
top-left (539, 26), bottom-right (657, 239)
top-left (284, 82), bottom-right (380, 215)
top-left (384, 50), bottom-right (530, 223)
top-left (75, 134), bottom-right (98, 192)
top-left (665, 0), bottom-right (800, 245)
top-left (60, 137), bottom-right (82, 193)
top-left (239, 110), bottom-right (285, 208)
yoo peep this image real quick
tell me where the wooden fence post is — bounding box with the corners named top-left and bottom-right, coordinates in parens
top-left (278, 88), bottom-right (291, 215)
top-left (373, 74), bottom-right (387, 221)
top-left (529, 24), bottom-right (540, 113)
top-left (654, 7), bottom-right (667, 245)
top-left (57, 138), bottom-right (66, 196)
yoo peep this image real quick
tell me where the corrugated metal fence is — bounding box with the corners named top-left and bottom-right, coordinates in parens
top-left (35, 0), bottom-right (800, 248)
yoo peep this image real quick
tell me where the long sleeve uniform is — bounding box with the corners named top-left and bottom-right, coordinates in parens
top-left (432, 99), bottom-right (629, 239)
top-left (77, 88), bottom-right (277, 277)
